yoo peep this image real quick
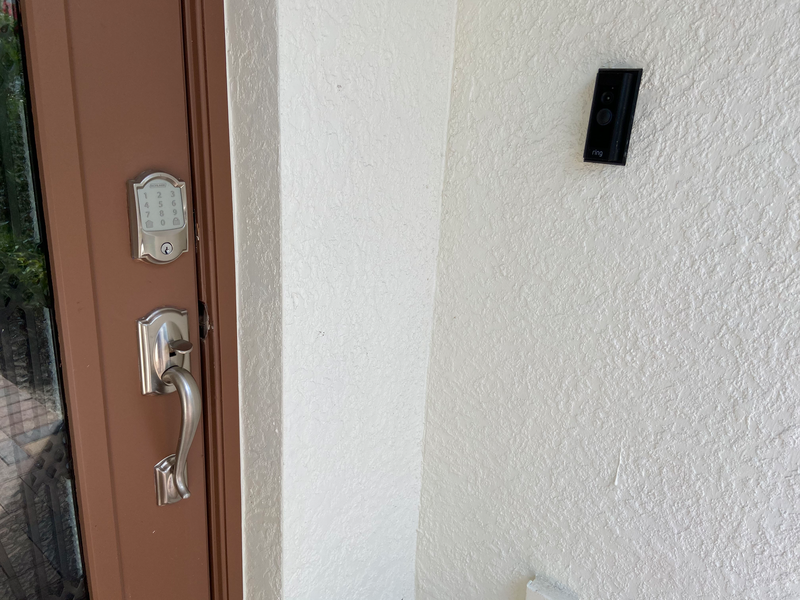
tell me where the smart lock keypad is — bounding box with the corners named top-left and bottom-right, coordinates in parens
top-left (136, 179), bottom-right (186, 232)
top-left (128, 171), bottom-right (189, 264)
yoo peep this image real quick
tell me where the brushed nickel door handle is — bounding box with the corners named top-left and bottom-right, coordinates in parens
top-left (159, 365), bottom-right (201, 501)
top-left (137, 307), bottom-right (203, 505)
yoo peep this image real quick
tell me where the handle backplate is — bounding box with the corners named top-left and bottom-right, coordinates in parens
top-left (155, 454), bottom-right (187, 505)
top-left (137, 307), bottom-right (191, 395)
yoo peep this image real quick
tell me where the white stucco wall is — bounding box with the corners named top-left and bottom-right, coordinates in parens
top-left (417, 1), bottom-right (800, 599)
top-left (279, 1), bottom-right (455, 597)
top-left (226, 0), bottom-right (457, 597)
top-left (226, 0), bottom-right (283, 598)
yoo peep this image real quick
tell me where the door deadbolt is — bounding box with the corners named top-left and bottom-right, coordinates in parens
top-left (128, 171), bottom-right (189, 264)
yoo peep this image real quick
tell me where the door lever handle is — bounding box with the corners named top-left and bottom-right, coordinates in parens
top-left (159, 366), bottom-right (201, 500)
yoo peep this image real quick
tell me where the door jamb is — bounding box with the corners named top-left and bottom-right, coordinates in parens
top-left (182, 3), bottom-right (243, 600)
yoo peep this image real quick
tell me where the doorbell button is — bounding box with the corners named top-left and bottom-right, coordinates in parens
top-left (596, 108), bottom-right (613, 126)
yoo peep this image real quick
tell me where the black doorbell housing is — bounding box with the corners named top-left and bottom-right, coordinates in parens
top-left (583, 68), bottom-right (642, 166)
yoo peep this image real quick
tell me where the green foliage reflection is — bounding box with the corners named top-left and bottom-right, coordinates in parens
top-left (0, 11), bottom-right (48, 316)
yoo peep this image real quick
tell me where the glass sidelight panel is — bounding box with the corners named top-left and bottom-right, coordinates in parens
top-left (0, 4), bottom-right (88, 600)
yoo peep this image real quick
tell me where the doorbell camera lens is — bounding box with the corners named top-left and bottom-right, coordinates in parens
top-left (596, 108), bottom-right (613, 125)
top-left (600, 91), bottom-right (614, 104)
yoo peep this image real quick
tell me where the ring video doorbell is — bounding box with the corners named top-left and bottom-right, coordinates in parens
top-left (583, 68), bottom-right (642, 166)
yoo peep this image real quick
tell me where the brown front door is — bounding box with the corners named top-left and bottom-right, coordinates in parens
top-left (0, 1), bottom-right (228, 598)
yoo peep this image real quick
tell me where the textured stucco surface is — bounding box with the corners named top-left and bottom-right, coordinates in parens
top-left (279, 1), bottom-right (455, 597)
top-left (227, 0), bottom-right (457, 597)
top-left (417, 1), bottom-right (800, 599)
top-left (226, 0), bottom-right (283, 598)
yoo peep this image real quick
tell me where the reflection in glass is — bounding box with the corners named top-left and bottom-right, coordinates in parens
top-left (0, 4), bottom-right (88, 599)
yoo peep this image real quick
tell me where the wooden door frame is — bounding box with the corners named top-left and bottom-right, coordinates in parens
top-left (20, 1), bottom-right (242, 599)
top-left (182, 2), bottom-right (243, 600)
